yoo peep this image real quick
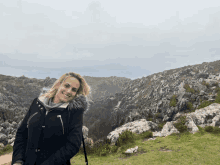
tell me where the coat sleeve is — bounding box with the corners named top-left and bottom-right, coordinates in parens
top-left (41, 108), bottom-right (84, 165)
top-left (11, 98), bottom-right (36, 165)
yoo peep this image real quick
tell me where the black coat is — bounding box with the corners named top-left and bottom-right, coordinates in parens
top-left (11, 95), bottom-right (88, 165)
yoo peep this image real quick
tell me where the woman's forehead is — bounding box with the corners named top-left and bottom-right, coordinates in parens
top-left (64, 77), bottom-right (80, 87)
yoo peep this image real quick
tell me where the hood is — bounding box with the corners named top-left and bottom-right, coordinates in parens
top-left (38, 94), bottom-right (88, 114)
top-left (68, 94), bottom-right (88, 113)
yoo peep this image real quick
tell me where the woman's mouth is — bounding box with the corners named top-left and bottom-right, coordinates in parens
top-left (62, 92), bottom-right (69, 98)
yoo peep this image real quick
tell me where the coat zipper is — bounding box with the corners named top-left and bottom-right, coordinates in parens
top-left (27, 112), bottom-right (38, 128)
top-left (57, 115), bottom-right (64, 135)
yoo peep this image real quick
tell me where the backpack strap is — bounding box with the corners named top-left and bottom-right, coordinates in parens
top-left (67, 108), bottom-right (88, 164)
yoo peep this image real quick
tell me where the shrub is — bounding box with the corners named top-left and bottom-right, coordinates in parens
top-left (197, 100), bottom-right (212, 109)
top-left (197, 126), bottom-right (206, 135)
top-left (0, 144), bottom-right (13, 156)
top-left (148, 118), bottom-right (153, 121)
top-left (215, 87), bottom-right (220, 93)
top-left (203, 125), bottom-right (220, 136)
top-left (173, 116), bottom-right (188, 133)
top-left (170, 95), bottom-right (177, 107)
top-left (213, 82), bottom-right (219, 87)
top-left (187, 102), bottom-right (194, 111)
top-left (184, 84), bottom-right (198, 94)
top-left (214, 91), bottom-right (220, 104)
top-left (78, 136), bottom-right (112, 157)
top-left (110, 145), bottom-right (119, 153)
top-left (78, 143), bottom-right (95, 156)
top-left (155, 113), bottom-right (160, 118)
top-left (202, 81), bottom-right (209, 88)
top-left (158, 122), bottom-right (166, 130)
top-left (115, 129), bottom-right (135, 147)
top-left (97, 143), bottom-right (111, 157)
top-left (197, 125), bottom-right (220, 136)
top-left (204, 126), bottom-right (214, 133)
top-left (139, 131), bottom-right (153, 139)
top-left (212, 126), bottom-right (220, 135)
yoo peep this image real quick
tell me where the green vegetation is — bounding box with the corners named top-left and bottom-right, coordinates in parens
top-left (197, 100), bottom-right (213, 109)
top-left (158, 121), bottom-right (166, 130)
top-left (169, 95), bottom-right (177, 107)
top-left (202, 81), bottom-right (210, 88)
top-left (172, 116), bottom-right (188, 133)
top-left (0, 144), bottom-right (13, 156)
top-left (71, 80), bottom-right (220, 164)
top-left (184, 84), bottom-right (195, 93)
top-left (148, 118), bottom-right (153, 121)
top-left (2, 106), bottom-right (220, 164)
top-left (73, 124), bottom-right (220, 164)
top-left (186, 101), bottom-right (195, 112)
top-left (155, 113), bottom-right (160, 118)
top-left (169, 82), bottom-right (220, 112)
top-left (196, 85), bottom-right (220, 110)
top-left (3, 115), bottom-right (220, 164)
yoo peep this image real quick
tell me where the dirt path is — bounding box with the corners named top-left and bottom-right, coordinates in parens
top-left (0, 152), bottom-right (12, 165)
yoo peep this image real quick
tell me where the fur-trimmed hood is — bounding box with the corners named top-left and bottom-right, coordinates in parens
top-left (67, 94), bottom-right (88, 113)
top-left (38, 94), bottom-right (88, 114)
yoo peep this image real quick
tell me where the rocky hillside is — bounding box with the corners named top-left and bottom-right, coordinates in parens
top-left (1, 59), bottom-right (220, 148)
top-left (84, 60), bottom-right (220, 142)
top-left (107, 60), bottom-right (220, 129)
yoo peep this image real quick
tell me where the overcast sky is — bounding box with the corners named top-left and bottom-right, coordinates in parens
top-left (0, 0), bottom-right (220, 80)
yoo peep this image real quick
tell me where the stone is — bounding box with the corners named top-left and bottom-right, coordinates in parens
top-left (107, 103), bottom-right (220, 154)
top-left (107, 119), bottom-right (159, 145)
top-left (0, 133), bottom-right (8, 146)
top-left (124, 146), bottom-right (138, 154)
top-left (80, 137), bottom-right (94, 149)
top-left (82, 126), bottom-right (89, 139)
top-left (0, 143), bottom-right (4, 149)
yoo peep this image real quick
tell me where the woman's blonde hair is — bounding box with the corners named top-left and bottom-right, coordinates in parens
top-left (41, 72), bottom-right (91, 101)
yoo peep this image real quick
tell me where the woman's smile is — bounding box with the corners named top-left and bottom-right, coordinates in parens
top-left (62, 92), bottom-right (70, 98)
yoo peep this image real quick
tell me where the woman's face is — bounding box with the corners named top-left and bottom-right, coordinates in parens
top-left (53, 76), bottom-right (80, 103)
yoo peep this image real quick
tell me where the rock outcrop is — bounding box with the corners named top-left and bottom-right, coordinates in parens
top-left (107, 103), bottom-right (220, 154)
top-left (109, 63), bottom-right (220, 130)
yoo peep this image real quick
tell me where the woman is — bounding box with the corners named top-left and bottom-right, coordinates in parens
top-left (11, 72), bottom-right (91, 165)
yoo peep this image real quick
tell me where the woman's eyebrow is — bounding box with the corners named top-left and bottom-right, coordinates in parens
top-left (65, 83), bottom-right (77, 89)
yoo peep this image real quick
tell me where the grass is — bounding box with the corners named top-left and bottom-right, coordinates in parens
top-left (72, 125), bottom-right (220, 165)
top-left (2, 126), bottom-right (220, 165)
top-left (0, 144), bottom-right (13, 156)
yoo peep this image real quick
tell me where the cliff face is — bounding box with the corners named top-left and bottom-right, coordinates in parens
top-left (106, 61), bottom-right (220, 130)
top-left (82, 60), bottom-right (220, 143)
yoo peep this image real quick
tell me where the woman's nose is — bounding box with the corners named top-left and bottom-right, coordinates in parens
top-left (67, 88), bottom-right (72, 94)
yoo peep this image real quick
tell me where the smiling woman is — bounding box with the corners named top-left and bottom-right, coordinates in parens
top-left (11, 72), bottom-right (91, 165)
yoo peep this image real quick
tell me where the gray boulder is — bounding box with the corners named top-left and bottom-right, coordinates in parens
top-left (107, 103), bottom-right (220, 154)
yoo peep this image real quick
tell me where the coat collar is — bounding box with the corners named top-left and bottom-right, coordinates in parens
top-left (37, 95), bottom-right (69, 108)
top-left (37, 94), bottom-right (88, 113)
